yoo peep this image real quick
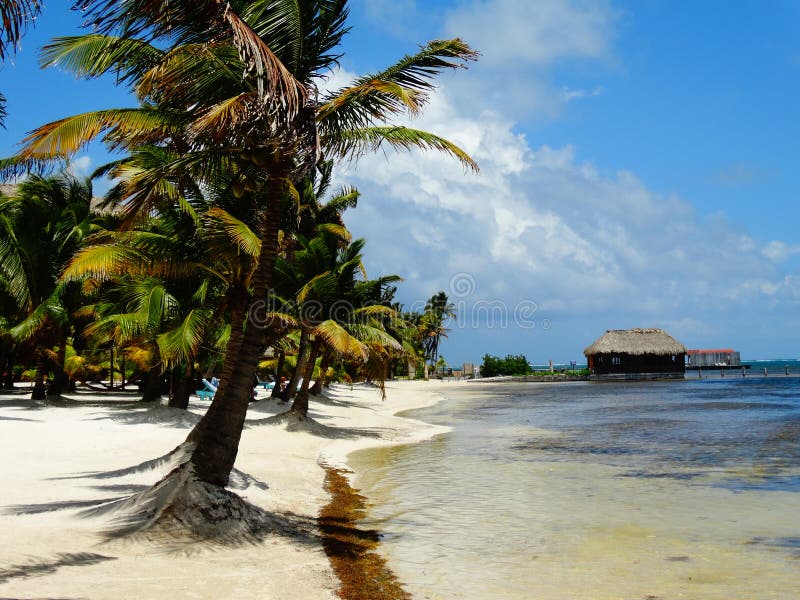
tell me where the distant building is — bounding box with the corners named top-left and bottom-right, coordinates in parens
top-left (686, 349), bottom-right (740, 368)
top-left (462, 363), bottom-right (475, 377)
top-left (584, 328), bottom-right (687, 380)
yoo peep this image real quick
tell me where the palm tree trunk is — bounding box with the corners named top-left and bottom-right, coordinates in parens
top-left (168, 362), bottom-right (193, 409)
top-left (2, 350), bottom-right (13, 389)
top-left (270, 349), bottom-right (285, 398)
top-left (290, 340), bottom-right (319, 417)
top-left (31, 345), bottom-right (47, 400)
top-left (140, 365), bottom-right (163, 402)
top-left (309, 351), bottom-right (330, 395)
top-left (120, 355), bottom-right (126, 390)
top-left (47, 333), bottom-right (68, 398)
top-left (281, 329), bottom-right (310, 401)
top-left (185, 175), bottom-right (286, 487)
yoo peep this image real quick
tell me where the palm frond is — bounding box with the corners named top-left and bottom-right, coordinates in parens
top-left (346, 323), bottom-right (404, 353)
top-left (318, 38), bottom-right (478, 127)
top-left (18, 108), bottom-right (182, 159)
top-left (9, 289), bottom-right (67, 342)
top-left (191, 93), bottom-right (257, 142)
top-left (324, 126), bottom-right (478, 172)
top-left (40, 34), bottom-right (164, 84)
top-left (313, 319), bottom-right (366, 360)
top-left (157, 308), bottom-right (210, 367)
top-left (61, 244), bottom-right (146, 281)
top-left (0, 0), bottom-right (42, 60)
top-left (0, 228), bottom-right (31, 309)
top-left (205, 207), bottom-right (261, 257)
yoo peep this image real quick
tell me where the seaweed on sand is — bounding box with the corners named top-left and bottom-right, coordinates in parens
top-left (318, 466), bottom-right (411, 600)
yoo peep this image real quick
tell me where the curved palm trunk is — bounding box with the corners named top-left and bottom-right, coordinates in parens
top-left (186, 177), bottom-right (286, 487)
top-left (281, 329), bottom-right (310, 401)
top-left (309, 351), bottom-right (330, 395)
top-left (270, 349), bottom-right (285, 398)
top-left (31, 345), bottom-right (47, 400)
top-left (290, 340), bottom-right (320, 417)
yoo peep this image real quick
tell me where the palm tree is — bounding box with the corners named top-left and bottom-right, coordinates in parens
top-left (0, 173), bottom-right (96, 399)
top-left (273, 230), bottom-right (403, 417)
top-left (421, 291), bottom-right (456, 377)
top-left (6, 1), bottom-right (477, 492)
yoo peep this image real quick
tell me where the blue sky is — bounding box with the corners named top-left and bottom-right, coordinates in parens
top-left (2, 1), bottom-right (799, 364)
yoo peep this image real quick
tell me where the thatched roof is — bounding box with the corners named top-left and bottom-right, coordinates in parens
top-left (583, 328), bottom-right (687, 356)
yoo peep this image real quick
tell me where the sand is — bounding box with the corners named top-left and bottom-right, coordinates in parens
top-left (0, 380), bottom-right (449, 599)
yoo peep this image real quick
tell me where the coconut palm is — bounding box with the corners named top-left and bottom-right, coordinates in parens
top-left (421, 291), bottom-right (455, 377)
top-left (6, 1), bottom-right (477, 492)
top-left (0, 173), bottom-right (96, 399)
top-left (61, 185), bottom-right (250, 406)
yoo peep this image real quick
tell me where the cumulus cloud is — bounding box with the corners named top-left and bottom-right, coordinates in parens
top-left (438, 0), bottom-right (617, 120)
top-left (444, 0), bottom-right (617, 66)
top-left (322, 2), bottom-right (797, 359)
top-left (337, 85), bottom-right (798, 358)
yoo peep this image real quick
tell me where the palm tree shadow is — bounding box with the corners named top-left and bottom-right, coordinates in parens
top-left (44, 444), bottom-right (268, 492)
top-left (0, 414), bottom-right (40, 422)
top-left (73, 464), bottom-right (319, 553)
top-left (247, 411), bottom-right (387, 440)
top-left (47, 444), bottom-right (193, 481)
top-left (94, 404), bottom-right (202, 429)
top-left (5, 497), bottom-right (126, 516)
top-left (0, 552), bottom-right (116, 585)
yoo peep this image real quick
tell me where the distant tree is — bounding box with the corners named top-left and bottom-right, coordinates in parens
top-left (480, 353), bottom-right (531, 377)
top-left (0, 174), bottom-right (96, 399)
top-left (421, 291), bottom-right (455, 378)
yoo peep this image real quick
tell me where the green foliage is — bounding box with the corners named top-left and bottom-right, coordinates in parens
top-left (480, 353), bottom-right (532, 377)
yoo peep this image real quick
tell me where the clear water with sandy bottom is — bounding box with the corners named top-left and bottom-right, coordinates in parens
top-left (350, 378), bottom-right (800, 599)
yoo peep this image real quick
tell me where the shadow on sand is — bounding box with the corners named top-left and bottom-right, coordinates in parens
top-left (0, 551), bottom-right (116, 585)
top-left (247, 410), bottom-right (387, 440)
top-left (2, 444), bottom-right (319, 554)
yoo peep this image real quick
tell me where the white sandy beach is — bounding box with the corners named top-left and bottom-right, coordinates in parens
top-left (0, 381), bottom-right (449, 599)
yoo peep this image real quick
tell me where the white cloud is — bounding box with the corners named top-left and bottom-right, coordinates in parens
top-left (339, 86), bottom-right (797, 336)
top-left (562, 86), bottom-right (603, 101)
top-left (444, 0), bottom-right (617, 66)
top-left (67, 155), bottom-right (92, 177)
top-left (762, 240), bottom-right (800, 263)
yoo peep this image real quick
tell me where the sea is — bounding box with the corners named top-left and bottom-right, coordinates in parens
top-left (350, 360), bottom-right (800, 600)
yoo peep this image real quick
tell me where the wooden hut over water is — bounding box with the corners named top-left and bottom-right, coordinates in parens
top-left (584, 328), bottom-right (687, 380)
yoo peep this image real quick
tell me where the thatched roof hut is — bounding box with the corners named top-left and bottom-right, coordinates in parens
top-left (584, 328), bottom-right (686, 380)
top-left (584, 328), bottom-right (687, 356)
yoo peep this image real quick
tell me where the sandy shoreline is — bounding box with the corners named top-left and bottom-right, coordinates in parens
top-left (0, 380), bottom-right (451, 599)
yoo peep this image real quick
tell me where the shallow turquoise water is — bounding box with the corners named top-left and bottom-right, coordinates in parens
top-left (350, 378), bottom-right (800, 599)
